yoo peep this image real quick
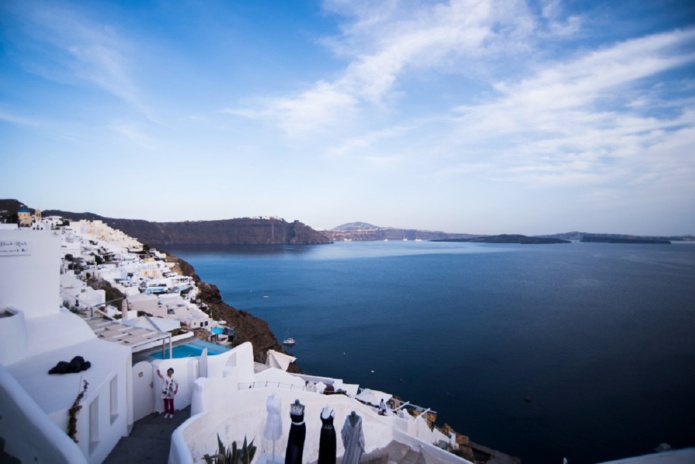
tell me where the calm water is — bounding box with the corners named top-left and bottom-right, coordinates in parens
top-left (149, 340), bottom-right (229, 359)
top-left (167, 241), bottom-right (695, 463)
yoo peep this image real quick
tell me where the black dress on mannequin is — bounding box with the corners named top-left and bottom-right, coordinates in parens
top-left (285, 400), bottom-right (306, 464)
top-left (318, 406), bottom-right (336, 464)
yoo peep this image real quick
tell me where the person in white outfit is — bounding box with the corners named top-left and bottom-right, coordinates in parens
top-left (156, 367), bottom-right (178, 419)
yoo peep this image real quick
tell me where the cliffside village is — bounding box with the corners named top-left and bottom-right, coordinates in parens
top-left (12, 206), bottom-right (225, 346)
top-left (1, 207), bottom-right (486, 464)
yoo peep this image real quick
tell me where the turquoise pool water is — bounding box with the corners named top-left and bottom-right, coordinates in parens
top-left (150, 340), bottom-right (229, 359)
top-left (211, 327), bottom-right (225, 334)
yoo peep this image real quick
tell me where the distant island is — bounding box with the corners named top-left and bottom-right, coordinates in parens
top-left (433, 234), bottom-right (570, 244)
top-left (540, 231), bottom-right (685, 243)
top-left (326, 222), bottom-right (692, 244)
top-left (324, 222), bottom-right (477, 241)
top-left (581, 235), bottom-right (670, 244)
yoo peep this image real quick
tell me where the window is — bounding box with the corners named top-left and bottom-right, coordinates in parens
top-left (89, 398), bottom-right (99, 453)
top-left (110, 376), bottom-right (118, 424)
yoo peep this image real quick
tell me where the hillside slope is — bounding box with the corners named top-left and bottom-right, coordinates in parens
top-left (42, 210), bottom-right (331, 246)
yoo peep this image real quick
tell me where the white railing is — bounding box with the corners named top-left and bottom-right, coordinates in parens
top-left (238, 381), bottom-right (309, 391)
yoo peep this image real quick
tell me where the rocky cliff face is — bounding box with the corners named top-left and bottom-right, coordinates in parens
top-left (42, 211), bottom-right (331, 246)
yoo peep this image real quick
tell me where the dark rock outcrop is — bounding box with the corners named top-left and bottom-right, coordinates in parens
top-left (434, 234), bottom-right (570, 244)
top-left (581, 235), bottom-right (671, 244)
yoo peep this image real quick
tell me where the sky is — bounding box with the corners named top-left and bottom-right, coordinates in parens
top-left (1, 0), bottom-right (694, 235)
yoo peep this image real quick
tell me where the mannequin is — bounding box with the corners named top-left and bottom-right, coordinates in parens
top-left (285, 400), bottom-right (306, 464)
top-left (318, 406), bottom-right (336, 464)
top-left (264, 394), bottom-right (282, 463)
top-left (341, 411), bottom-right (364, 464)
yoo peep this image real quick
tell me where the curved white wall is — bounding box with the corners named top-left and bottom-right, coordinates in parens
top-left (0, 364), bottom-right (86, 464)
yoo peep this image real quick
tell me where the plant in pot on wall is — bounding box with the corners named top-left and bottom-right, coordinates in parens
top-left (204, 435), bottom-right (257, 464)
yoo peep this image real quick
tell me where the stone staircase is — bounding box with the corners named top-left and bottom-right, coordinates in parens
top-left (103, 406), bottom-right (190, 464)
top-left (359, 441), bottom-right (426, 464)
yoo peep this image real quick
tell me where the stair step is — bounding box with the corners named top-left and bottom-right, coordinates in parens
top-left (103, 435), bottom-right (170, 464)
top-left (399, 449), bottom-right (424, 464)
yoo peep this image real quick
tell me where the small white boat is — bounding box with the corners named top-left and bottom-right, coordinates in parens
top-left (283, 329), bottom-right (295, 346)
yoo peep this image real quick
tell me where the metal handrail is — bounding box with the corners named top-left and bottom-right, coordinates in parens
top-left (238, 381), bottom-right (309, 391)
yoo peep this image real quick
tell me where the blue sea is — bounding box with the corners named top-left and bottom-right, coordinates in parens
top-left (167, 241), bottom-right (695, 463)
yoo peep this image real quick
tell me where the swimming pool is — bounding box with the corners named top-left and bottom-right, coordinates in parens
top-left (211, 327), bottom-right (225, 335)
top-left (149, 340), bottom-right (229, 359)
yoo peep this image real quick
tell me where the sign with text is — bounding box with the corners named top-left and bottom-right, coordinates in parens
top-left (0, 240), bottom-right (31, 256)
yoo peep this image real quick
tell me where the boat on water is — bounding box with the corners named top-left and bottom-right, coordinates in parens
top-left (283, 329), bottom-right (295, 346)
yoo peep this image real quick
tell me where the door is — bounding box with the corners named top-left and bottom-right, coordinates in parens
top-left (132, 361), bottom-right (154, 421)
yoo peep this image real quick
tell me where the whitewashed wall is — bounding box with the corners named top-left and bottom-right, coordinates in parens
top-left (152, 357), bottom-right (200, 414)
top-left (0, 364), bottom-right (86, 464)
top-left (0, 230), bottom-right (60, 319)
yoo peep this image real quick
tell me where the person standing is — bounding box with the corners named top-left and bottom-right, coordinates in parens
top-left (157, 367), bottom-right (178, 419)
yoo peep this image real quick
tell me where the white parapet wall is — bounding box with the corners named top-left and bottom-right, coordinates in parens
top-left (0, 307), bottom-right (26, 365)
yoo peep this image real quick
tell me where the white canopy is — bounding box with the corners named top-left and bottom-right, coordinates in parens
top-left (123, 315), bottom-right (180, 332)
top-left (356, 388), bottom-right (392, 406)
top-left (265, 349), bottom-right (296, 372)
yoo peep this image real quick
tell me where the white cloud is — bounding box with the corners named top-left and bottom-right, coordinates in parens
top-left (231, 0), bottom-right (547, 137)
top-left (448, 28), bottom-right (695, 187)
top-left (0, 110), bottom-right (41, 127)
top-left (109, 123), bottom-right (161, 151)
top-left (225, 81), bottom-right (358, 136)
top-left (10, 1), bottom-right (154, 120)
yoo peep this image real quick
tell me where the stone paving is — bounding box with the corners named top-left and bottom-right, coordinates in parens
top-left (103, 406), bottom-right (190, 464)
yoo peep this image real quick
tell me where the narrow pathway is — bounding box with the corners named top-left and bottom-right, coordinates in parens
top-left (104, 406), bottom-right (190, 464)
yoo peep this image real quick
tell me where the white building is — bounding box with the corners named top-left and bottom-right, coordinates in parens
top-left (0, 229), bottom-right (132, 464)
